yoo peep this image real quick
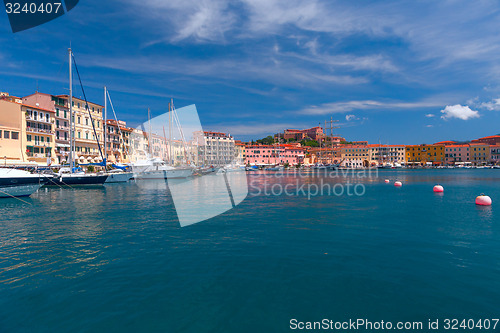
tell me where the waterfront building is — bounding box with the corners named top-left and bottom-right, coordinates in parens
top-left (405, 144), bottom-right (445, 166)
top-left (22, 93), bottom-right (70, 165)
top-left (105, 119), bottom-right (133, 163)
top-left (307, 146), bottom-right (340, 164)
top-left (234, 140), bottom-right (246, 165)
top-left (469, 143), bottom-right (490, 165)
top-left (199, 131), bottom-right (235, 166)
top-left (23, 103), bottom-right (57, 165)
top-left (340, 145), bottom-right (370, 168)
top-left (491, 145), bottom-right (500, 165)
top-left (56, 95), bottom-right (105, 164)
top-left (444, 144), bottom-right (470, 164)
top-left (0, 99), bottom-right (27, 165)
top-left (369, 145), bottom-right (406, 166)
top-left (245, 144), bottom-right (304, 165)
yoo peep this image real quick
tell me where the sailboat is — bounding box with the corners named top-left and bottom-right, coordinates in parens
top-left (50, 48), bottom-right (108, 186)
top-left (131, 102), bottom-right (194, 180)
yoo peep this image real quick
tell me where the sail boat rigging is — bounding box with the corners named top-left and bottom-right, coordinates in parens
top-left (50, 48), bottom-right (108, 186)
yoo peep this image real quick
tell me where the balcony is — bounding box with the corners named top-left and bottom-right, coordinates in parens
top-left (26, 127), bottom-right (54, 135)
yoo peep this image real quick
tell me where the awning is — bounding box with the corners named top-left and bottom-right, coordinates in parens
top-left (56, 143), bottom-right (71, 148)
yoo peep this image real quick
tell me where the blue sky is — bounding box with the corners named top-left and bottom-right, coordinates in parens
top-left (1, 0), bottom-right (500, 144)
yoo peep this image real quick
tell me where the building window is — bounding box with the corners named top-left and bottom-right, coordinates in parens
top-left (27, 134), bottom-right (32, 141)
top-left (4, 131), bottom-right (10, 139)
top-left (78, 117), bottom-right (81, 124)
top-left (12, 132), bottom-right (19, 140)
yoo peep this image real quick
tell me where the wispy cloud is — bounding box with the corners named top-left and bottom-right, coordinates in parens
top-left (440, 105), bottom-right (479, 120)
top-left (480, 98), bottom-right (500, 111)
top-left (425, 113), bottom-right (435, 118)
top-left (298, 99), bottom-right (444, 115)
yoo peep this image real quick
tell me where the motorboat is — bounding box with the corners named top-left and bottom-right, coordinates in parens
top-left (0, 168), bottom-right (50, 197)
top-left (105, 169), bottom-right (134, 183)
top-left (132, 158), bottom-right (193, 179)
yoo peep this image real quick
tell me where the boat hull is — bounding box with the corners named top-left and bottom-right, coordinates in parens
top-left (105, 172), bottom-right (133, 183)
top-left (48, 174), bottom-right (108, 186)
top-left (0, 183), bottom-right (44, 198)
top-left (135, 169), bottom-right (193, 180)
top-left (0, 171), bottom-right (48, 198)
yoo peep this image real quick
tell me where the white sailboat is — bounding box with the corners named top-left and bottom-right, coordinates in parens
top-left (51, 48), bottom-right (108, 186)
top-left (131, 102), bottom-right (193, 180)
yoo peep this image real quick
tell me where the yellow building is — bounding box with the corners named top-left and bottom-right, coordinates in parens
top-left (0, 99), bottom-right (28, 165)
top-left (57, 95), bottom-right (105, 164)
top-left (469, 143), bottom-right (490, 165)
top-left (406, 144), bottom-right (445, 165)
top-left (235, 141), bottom-right (246, 164)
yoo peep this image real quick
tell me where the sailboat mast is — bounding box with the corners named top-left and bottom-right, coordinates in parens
top-left (104, 86), bottom-right (107, 163)
top-left (68, 48), bottom-right (73, 170)
top-left (148, 108), bottom-right (152, 157)
top-left (169, 101), bottom-right (172, 164)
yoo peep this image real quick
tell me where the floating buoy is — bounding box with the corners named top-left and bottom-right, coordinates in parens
top-left (475, 194), bottom-right (492, 206)
top-left (385, 179), bottom-right (390, 183)
top-left (433, 185), bottom-right (444, 193)
top-left (394, 181), bottom-right (403, 187)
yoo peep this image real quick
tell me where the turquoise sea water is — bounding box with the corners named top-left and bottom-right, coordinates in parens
top-left (0, 169), bottom-right (499, 332)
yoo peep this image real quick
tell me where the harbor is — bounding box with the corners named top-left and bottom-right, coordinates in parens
top-left (0, 168), bottom-right (498, 331)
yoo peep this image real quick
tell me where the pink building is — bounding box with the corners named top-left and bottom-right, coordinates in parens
top-left (491, 145), bottom-right (500, 165)
top-left (245, 144), bottom-right (304, 165)
top-left (444, 144), bottom-right (470, 164)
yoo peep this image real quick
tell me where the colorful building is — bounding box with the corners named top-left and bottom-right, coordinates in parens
top-left (469, 143), bottom-right (490, 165)
top-left (22, 92), bottom-right (70, 164)
top-left (444, 144), bottom-right (470, 164)
top-left (105, 119), bottom-right (133, 163)
top-left (340, 145), bottom-right (370, 168)
top-left (0, 99), bottom-right (28, 165)
top-left (406, 144), bottom-right (445, 165)
top-left (245, 144), bottom-right (304, 165)
top-left (490, 145), bottom-right (500, 165)
top-left (23, 103), bottom-right (57, 165)
top-left (56, 95), bottom-right (105, 164)
top-left (283, 126), bottom-right (324, 141)
top-left (369, 145), bottom-right (406, 166)
top-left (471, 135), bottom-right (500, 146)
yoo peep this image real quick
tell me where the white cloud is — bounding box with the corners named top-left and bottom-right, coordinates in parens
top-left (425, 113), bottom-right (435, 117)
top-left (426, 125), bottom-right (433, 128)
top-left (345, 114), bottom-right (357, 121)
top-left (480, 98), bottom-right (500, 111)
top-left (440, 105), bottom-right (479, 120)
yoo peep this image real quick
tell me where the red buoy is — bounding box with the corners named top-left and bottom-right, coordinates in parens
top-left (433, 185), bottom-right (444, 193)
top-left (475, 194), bottom-right (492, 206)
